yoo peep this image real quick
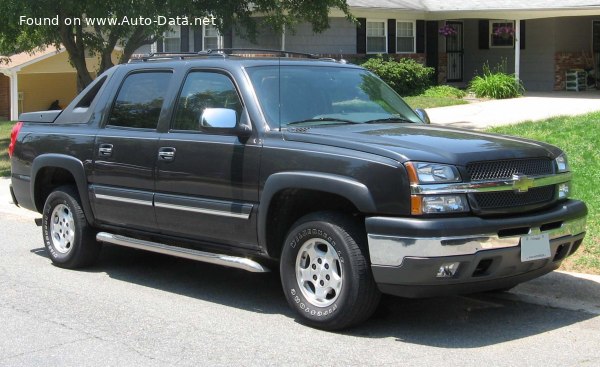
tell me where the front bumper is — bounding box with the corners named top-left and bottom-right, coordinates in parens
top-left (366, 200), bottom-right (587, 298)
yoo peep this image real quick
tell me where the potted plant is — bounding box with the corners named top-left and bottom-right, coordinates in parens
top-left (438, 24), bottom-right (457, 37)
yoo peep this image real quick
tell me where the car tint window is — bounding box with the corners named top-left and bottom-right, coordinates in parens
top-left (172, 72), bottom-right (242, 131)
top-left (108, 72), bottom-right (172, 129)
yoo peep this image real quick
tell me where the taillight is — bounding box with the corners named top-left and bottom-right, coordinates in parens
top-left (8, 121), bottom-right (23, 158)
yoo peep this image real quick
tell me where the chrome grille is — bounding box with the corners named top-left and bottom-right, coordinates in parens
top-left (467, 159), bottom-right (554, 181)
top-left (472, 185), bottom-right (556, 210)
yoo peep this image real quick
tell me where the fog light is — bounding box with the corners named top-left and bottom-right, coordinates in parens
top-left (436, 262), bottom-right (460, 278)
top-left (558, 183), bottom-right (570, 199)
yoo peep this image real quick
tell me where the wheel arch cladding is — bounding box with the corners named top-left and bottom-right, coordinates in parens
top-left (31, 154), bottom-right (95, 223)
top-left (258, 172), bottom-right (376, 257)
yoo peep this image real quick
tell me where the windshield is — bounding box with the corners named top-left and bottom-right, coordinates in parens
top-left (246, 65), bottom-right (422, 128)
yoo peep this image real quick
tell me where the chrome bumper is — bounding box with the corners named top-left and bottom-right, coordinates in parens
top-left (367, 216), bottom-right (586, 267)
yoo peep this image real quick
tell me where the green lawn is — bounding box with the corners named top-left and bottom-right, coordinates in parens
top-left (488, 112), bottom-right (600, 274)
top-left (404, 95), bottom-right (468, 109)
top-left (0, 120), bottom-right (14, 177)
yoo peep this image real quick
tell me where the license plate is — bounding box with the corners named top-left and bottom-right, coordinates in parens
top-left (520, 233), bottom-right (551, 262)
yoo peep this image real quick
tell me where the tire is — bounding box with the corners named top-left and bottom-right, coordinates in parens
top-left (42, 185), bottom-right (101, 268)
top-left (280, 211), bottom-right (381, 330)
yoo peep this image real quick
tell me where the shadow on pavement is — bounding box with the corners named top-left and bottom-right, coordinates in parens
top-left (30, 245), bottom-right (598, 347)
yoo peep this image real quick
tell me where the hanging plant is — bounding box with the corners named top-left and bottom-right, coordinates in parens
top-left (438, 24), bottom-right (458, 37)
top-left (493, 25), bottom-right (515, 39)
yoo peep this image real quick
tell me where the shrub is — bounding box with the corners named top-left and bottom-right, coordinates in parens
top-left (361, 55), bottom-right (434, 96)
top-left (469, 61), bottom-right (525, 99)
top-left (422, 85), bottom-right (466, 99)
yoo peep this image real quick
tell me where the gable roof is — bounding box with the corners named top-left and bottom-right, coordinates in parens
top-left (0, 48), bottom-right (64, 72)
top-left (347, 0), bottom-right (600, 11)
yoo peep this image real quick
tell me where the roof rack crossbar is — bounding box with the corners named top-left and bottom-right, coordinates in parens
top-left (206, 48), bottom-right (319, 59)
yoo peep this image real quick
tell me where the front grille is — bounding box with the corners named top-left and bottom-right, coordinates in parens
top-left (471, 185), bottom-right (556, 210)
top-left (467, 158), bottom-right (554, 181)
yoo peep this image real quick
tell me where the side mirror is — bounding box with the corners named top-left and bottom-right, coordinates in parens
top-left (415, 108), bottom-right (431, 124)
top-left (199, 108), bottom-right (237, 129)
top-left (198, 107), bottom-right (252, 138)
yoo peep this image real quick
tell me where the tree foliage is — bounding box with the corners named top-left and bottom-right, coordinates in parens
top-left (0, 0), bottom-right (352, 90)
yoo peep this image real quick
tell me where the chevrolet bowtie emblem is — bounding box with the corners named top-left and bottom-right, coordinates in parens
top-left (512, 173), bottom-right (534, 193)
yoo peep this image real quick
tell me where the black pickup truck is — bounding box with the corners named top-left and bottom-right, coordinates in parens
top-left (9, 50), bottom-right (587, 330)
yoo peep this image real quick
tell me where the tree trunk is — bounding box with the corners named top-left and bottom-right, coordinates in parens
top-left (58, 14), bottom-right (93, 91)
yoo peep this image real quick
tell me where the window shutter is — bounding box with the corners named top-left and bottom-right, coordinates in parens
top-left (357, 18), bottom-right (366, 54)
top-left (387, 19), bottom-right (396, 53)
top-left (520, 20), bottom-right (526, 49)
top-left (416, 20), bottom-right (425, 53)
top-left (157, 39), bottom-right (164, 52)
top-left (180, 25), bottom-right (189, 52)
top-left (194, 27), bottom-right (203, 51)
top-left (479, 20), bottom-right (489, 49)
top-left (224, 28), bottom-right (233, 48)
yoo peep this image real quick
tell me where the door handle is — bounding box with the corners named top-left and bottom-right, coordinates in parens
top-left (158, 147), bottom-right (176, 162)
top-left (98, 144), bottom-right (113, 157)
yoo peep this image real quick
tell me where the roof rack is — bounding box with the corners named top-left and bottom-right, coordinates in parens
top-left (128, 48), bottom-right (324, 63)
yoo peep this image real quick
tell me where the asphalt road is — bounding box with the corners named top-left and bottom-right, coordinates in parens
top-left (1, 208), bottom-right (600, 366)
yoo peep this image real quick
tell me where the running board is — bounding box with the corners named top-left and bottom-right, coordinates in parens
top-left (96, 232), bottom-right (269, 273)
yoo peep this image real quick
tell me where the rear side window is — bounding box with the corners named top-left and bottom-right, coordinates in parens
top-left (108, 72), bottom-right (172, 129)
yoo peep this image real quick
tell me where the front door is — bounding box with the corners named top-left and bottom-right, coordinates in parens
top-left (154, 70), bottom-right (261, 249)
top-left (446, 21), bottom-right (464, 82)
top-left (90, 70), bottom-right (173, 231)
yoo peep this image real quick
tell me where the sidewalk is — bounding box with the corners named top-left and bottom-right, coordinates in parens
top-left (426, 91), bottom-right (600, 130)
top-left (1, 177), bottom-right (599, 314)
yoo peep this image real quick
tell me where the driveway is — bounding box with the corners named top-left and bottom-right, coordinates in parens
top-left (426, 91), bottom-right (600, 130)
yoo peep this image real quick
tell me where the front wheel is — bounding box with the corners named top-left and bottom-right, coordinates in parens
top-left (280, 212), bottom-right (380, 330)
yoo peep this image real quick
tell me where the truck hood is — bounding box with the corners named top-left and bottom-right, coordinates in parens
top-left (283, 123), bottom-right (562, 165)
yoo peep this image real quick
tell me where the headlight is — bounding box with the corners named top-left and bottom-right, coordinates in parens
top-left (405, 162), bottom-right (461, 183)
top-left (556, 154), bottom-right (569, 173)
top-left (412, 195), bottom-right (469, 215)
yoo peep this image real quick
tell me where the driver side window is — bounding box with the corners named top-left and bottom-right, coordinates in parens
top-left (172, 71), bottom-right (243, 131)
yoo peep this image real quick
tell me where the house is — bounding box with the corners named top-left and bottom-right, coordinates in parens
top-left (4, 1), bottom-right (600, 120)
top-left (146, 0), bottom-right (600, 92)
top-left (0, 48), bottom-right (118, 120)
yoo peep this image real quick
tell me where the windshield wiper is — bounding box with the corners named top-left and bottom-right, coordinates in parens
top-left (363, 117), bottom-right (415, 124)
top-left (287, 117), bottom-right (360, 126)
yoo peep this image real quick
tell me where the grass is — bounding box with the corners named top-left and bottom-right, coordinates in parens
top-left (404, 95), bottom-right (468, 109)
top-left (488, 112), bottom-right (600, 274)
top-left (0, 120), bottom-right (14, 177)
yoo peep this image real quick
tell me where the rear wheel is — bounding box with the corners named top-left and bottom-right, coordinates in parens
top-left (42, 186), bottom-right (101, 268)
top-left (280, 211), bottom-right (380, 330)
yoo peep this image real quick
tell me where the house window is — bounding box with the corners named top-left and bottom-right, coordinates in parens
top-left (203, 24), bottom-right (222, 50)
top-left (366, 20), bottom-right (387, 53)
top-left (490, 20), bottom-right (515, 48)
top-left (163, 26), bottom-right (181, 52)
top-left (396, 21), bottom-right (415, 53)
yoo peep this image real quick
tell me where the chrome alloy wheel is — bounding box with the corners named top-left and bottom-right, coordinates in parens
top-left (50, 204), bottom-right (75, 254)
top-left (295, 238), bottom-right (343, 307)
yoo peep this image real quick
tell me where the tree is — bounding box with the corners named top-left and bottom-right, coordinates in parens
top-left (0, 0), bottom-right (352, 90)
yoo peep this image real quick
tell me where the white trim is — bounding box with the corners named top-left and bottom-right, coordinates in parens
top-left (515, 19), bottom-right (521, 82)
top-left (395, 20), bottom-right (416, 54)
top-left (10, 71), bottom-right (18, 120)
top-left (154, 202), bottom-right (251, 219)
top-left (366, 19), bottom-right (388, 54)
top-left (489, 19), bottom-right (516, 48)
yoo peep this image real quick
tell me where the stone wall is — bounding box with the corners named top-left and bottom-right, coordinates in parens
top-left (554, 52), bottom-right (593, 91)
top-left (0, 74), bottom-right (9, 120)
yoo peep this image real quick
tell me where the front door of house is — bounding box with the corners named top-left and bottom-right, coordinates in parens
top-left (446, 21), bottom-right (464, 82)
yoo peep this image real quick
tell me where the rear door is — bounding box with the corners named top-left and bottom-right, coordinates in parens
top-left (154, 70), bottom-right (261, 249)
top-left (90, 70), bottom-right (173, 231)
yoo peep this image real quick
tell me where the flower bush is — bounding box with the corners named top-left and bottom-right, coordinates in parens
top-left (361, 56), bottom-right (435, 96)
top-left (438, 24), bottom-right (457, 37)
top-left (469, 61), bottom-right (524, 99)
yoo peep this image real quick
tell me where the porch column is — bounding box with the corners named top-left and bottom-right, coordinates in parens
top-left (514, 20), bottom-right (520, 82)
top-left (9, 70), bottom-right (18, 121)
top-left (281, 24), bottom-right (286, 51)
